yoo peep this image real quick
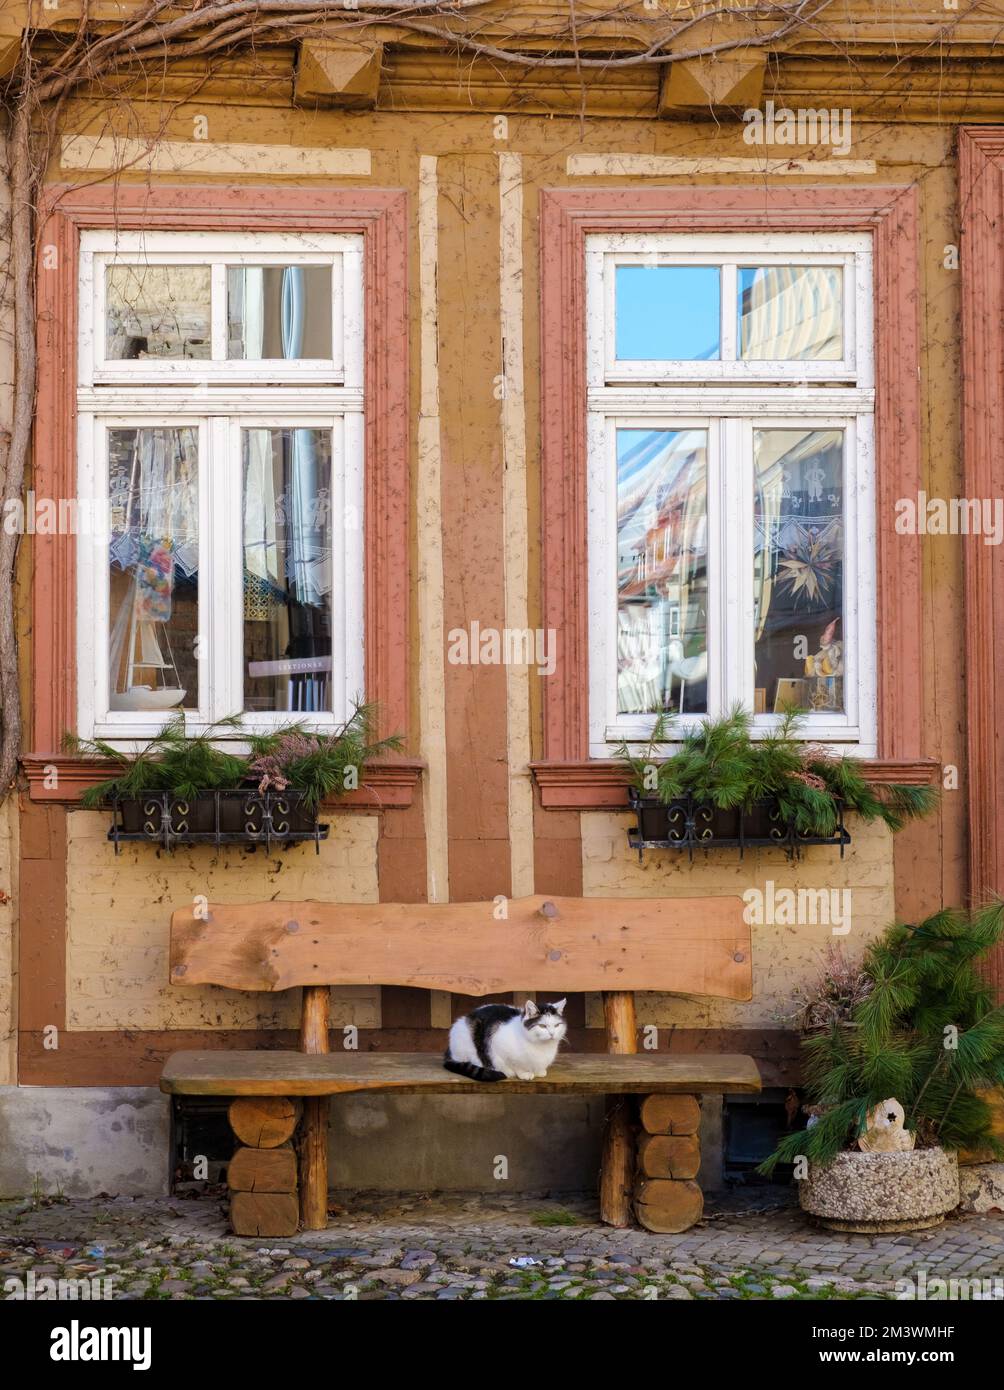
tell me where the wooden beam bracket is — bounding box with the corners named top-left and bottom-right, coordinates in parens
top-left (294, 37), bottom-right (384, 109)
top-left (658, 49), bottom-right (767, 117)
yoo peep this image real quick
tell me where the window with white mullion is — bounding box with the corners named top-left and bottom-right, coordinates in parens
top-left (594, 412), bottom-right (714, 749)
top-left (591, 231), bottom-right (872, 385)
top-left (76, 229), bottom-right (365, 744)
top-left (586, 230), bottom-right (876, 757)
top-left (84, 414), bottom-right (210, 740)
top-left (721, 415), bottom-right (747, 721)
top-left (235, 413), bottom-right (360, 732)
top-left (79, 230), bottom-right (359, 386)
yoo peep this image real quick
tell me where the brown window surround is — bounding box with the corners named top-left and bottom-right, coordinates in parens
top-left (27, 182), bottom-right (420, 810)
top-left (531, 185), bottom-right (939, 811)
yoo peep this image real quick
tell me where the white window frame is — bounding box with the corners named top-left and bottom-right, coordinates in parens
top-left (586, 232), bottom-right (877, 759)
top-left (594, 233), bottom-right (871, 385)
top-left (75, 230), bottom-right (366, 744)
top-left (80, 231), bottom-right (362, 385)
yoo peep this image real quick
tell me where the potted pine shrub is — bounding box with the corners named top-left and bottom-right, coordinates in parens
top-left (65, 701), bottom-right (402, 850)
top-left (761, 904), bottom-right (1004, 1232)
top-left (618, 705), bottom-right (937, 859)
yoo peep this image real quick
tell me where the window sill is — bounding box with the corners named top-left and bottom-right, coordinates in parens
top-left (531, 757), bottom-right (941, 811)
top-left (21, 754), bottom-right (425, 810)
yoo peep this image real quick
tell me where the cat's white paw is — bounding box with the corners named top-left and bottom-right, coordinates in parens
top-left (534, 1071), bottom-right (549, 1079)
top-left (516, 1071), bottom-right (536, 1081)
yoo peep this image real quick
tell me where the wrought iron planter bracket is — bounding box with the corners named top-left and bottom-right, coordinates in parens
top-left (627, 790), bottom-right (850, 863)
top-left (106, 789), bottom-right (330, 854)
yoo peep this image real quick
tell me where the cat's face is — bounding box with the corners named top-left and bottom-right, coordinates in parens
top-left (522, 998), bottom-right (568, 1043)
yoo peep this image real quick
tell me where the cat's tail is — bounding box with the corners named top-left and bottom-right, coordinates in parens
top-left (442, 1054), bottom-right (507, 1083)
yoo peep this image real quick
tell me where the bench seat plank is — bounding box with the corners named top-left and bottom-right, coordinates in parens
top-left (161, 1050), bottom-right (762, 1097)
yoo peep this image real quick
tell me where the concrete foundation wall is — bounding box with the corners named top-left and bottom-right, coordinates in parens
top-left (329, 1093), bottom-right (607, 1193)
top-left (0, 1086), bottom-right (731, 1198)
top-left (0, 1086), bottom-right (171, 1198)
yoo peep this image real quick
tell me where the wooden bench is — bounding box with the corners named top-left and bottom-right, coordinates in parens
top-left (160, 895), bottom-right (761, 1236)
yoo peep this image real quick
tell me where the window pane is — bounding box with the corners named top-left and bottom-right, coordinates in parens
top-left (617, 428), bottom-right (708, 716)
top-left (108, 428), bottom-right (200, 711)
top-left (243, 427), bottom-right (334, 713)
top-left (615, 266), bottom-right (721, 361)
top-left (228, 267), bottom-right (333, 360)
top-left (754, 429), bottom-right (844, 716)
top-left (105, 265), bottom-right (211, 360)
top-left (738, 266), bottom-right (843, 360)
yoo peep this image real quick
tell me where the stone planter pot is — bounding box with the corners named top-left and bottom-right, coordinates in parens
top-left (798, 1147), bottom-right (960, 1233)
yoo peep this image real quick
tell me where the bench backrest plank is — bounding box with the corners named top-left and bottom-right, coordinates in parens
top-left (170, 895), bottom-right (752, 1000)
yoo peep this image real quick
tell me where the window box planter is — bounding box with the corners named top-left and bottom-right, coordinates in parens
top-left (626, 788), bottom-right (850, 863)
top-left (107, 788), bottom-right (328, 854)
top-left (66, 700), bottom-right (402, 854)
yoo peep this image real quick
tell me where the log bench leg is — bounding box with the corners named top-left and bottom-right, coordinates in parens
top-left (292, 986), bottom-right (333, 1231)
top-left (633, 1093), bottom-right (704, 1233)
top-left (227, 1097), bottom-right (301, 1238)
top-left (299, 1097), bottom-right (329, 1231)
top-left (599, 990), bottom-right (638, 1227)
top-left (599, 1095), bottom-right (636, 1227)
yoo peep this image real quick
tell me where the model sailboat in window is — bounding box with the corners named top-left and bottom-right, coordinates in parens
top-left (108, 426), bottom-right (198, 711)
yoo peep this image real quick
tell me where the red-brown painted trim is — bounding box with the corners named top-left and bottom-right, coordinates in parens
top-left (19, 1026), bottom-right (800, 1088)
top-left (960, 128), bottom-right (1004, 997)
top-left (17, 801), bottom-right (68, 1056)
top-left (22, 754), bottom-right (424, 809)
top-left (531, 757), bottom-right (942, 810)
top-left (32, 182), bottom-right (410, 753)
top-left (539, 186), bottom-right (925, 764)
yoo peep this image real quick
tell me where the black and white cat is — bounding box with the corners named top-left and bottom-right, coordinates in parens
top-left (443, 999), bottom-right (568, 1082)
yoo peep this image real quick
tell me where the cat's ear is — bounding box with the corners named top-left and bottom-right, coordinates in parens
top-left (522, 999), bottom-right (539, 1019)
top-left (553, 998), bottom-right (567, 1015)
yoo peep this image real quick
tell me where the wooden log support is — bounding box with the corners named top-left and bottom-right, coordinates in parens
top-left (634, 1178), bottom-right (704, 1234)
top-left (228, 1145), bottom-right (298, 1193)
top-left (599, 990), bottom-right (637, 1228)
top-left (298, 984), bottom-right (330, 1231)
top-left (227, 1102), bottom-right (300, 1237)
top-left (637, 1133), bottom-right (701, 1180)
top-left (640, 1093), bottom-right (701, 1136)
top-left (634, 1091), bottom-right (704, 1232)
top-left (228, 1096), bottom-right (300, 1148)
top-left (230, 1192), bottom-right (301, 1238)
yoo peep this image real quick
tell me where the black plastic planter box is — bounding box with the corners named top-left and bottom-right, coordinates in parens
top-left (626, 789), bottom-right (849, 862)
top-left (106, 788), bottom-right (329, 854)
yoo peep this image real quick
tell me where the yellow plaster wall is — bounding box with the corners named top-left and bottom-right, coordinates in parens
top-left (64, 811), bottom-right (380, 1030)
top-left (39, 105), bottom-right (961, 1036)
top-left (581, 813), bottom-right (896, 1030)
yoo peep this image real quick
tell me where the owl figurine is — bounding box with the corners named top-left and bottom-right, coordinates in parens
top-left (858, 1098), bottom-right (916, 1153)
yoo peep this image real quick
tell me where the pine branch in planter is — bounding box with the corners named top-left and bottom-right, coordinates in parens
top-left (66, 715), bottom-right (247, 807)
top-left (617, 705), bottom-right (939, 838)
top-left (759, 903), bottom-right (1004, 1176)
top-left (64, 702), bottom-right (402, 812)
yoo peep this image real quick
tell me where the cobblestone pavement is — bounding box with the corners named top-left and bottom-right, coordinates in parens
top-left (1, 1189), bottom-right (1002, 1300)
